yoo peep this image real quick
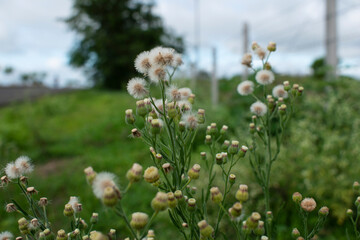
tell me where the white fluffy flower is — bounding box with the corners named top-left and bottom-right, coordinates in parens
top-left (177, 100), bottom-right (192, 112)
top-left (149, 47), bottom-right (175, 66)
top-left (0, 231), bottom-right (13, 240)
top-left (148, 66), bottom-right (166, 83)
top-left (272, 85), bottom-right (288, 99)
top-left (181, 112), bottom-right (198, 130)
top-left (5, 162), bottom-right (21, 179)
top-left (250, 101), bottom-right (267, 116)
top-left (166, 85), bottom-right (181, 101)
top-left (15, 156), bottom-right (33, 175)
top-left (134, 51), bottom-right (152, 74)
top-left (178, 88), bottom-right (192, 100)
top-left (237, 80), bottom-right (254, 96)
top-left (92, 172), bottom-right (118, 199)
top-left (68, 196), bottom-right (81, 212)
top-left (255, 47), bottom-right (266, 60)
top-left (255, 70), bottom-right (275, 85)
top-left (171, 53), bottom-right (183, 67)
top-left (127, 77), bottom-right (148, 99)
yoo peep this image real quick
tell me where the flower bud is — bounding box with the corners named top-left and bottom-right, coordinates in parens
top-left (179, 121), bottom-right (186, 132)
top-left (125, 109), bottom-right (135, 125)
top-left (210, 187), bottom-right (223, 204)
top-left (249, 123), bottom-right (256, 134)
top-left (301, 198), bottom-right (316, 212)
top-left (182, 223), bottom-right (188, 228)
top-left (198, 220), bottom-right (214, 238)
top-left (205, 135), bottom-right (212, 145)
top-left (167, 192), bottom-right (178, 208)
top-left (167, 102), bottom-right (177, 119)
top-left (102, 187), bottom-right (118, 207)
top-left (229, 174), bottom-right (236, 184)
top-left (254, 221), bottom-right (265, 235)
top-left (64, 204), bottom-right (74, 217)
top-left (238, 146), bottom-right (248, 158)
top-left (147, 230), bottom-right (155, 238)
top-left (283, 81), bottom-right (290, 91)
top-left (291, 228), bottom-right (300, 238)
top-left (347, 209), bottom-right (353, 217)
top-left (84, 167), bottom-right (97, 184)
top-left (266, 211), bottom-right (273, 224)
top-left (130, 212), bottom-right (149, 230)
top-left (57, 230), bottom-right (66, 240)
top-left (26, 186), bottom-right (38, 195)
top-left (16, 237), bottom-right (23, 240)
top-left (261, 236), bottom-right (268, 240)
top-left (252, 42), bottom-right (260, 50)
top-left (229, 202), bottom-right (242, 217)
top-left (242, 221), bottom-right (251, 235)
top-left (151, 192), bottom-right (168, 212)
top-left (90, 213), bottom-right (98, 224)
top-left (200, 152), bottom-right (207, 161)
top-left (89, 231), bottom-right (108, 240)
top-left (278, 104), bottom-right (287, 115)
top-left (297, 237), bottom-right (305, 240)
top-left (126, 163), bottom-right (143, 183)
top-left (20, 176), bottom-right (28, 185)
top-left (221, 140), bottom-right (230, 151)
top-left (355, 196), bottom-right (360, 207)
top-left (188, 94), bottom-right (195, 104)
top-left (209, 123), bottom-right (218, 135)
top-left (162, 163), bottom-right (172, 173)
top-left (228, 141), bottom-right (239, 155)
top-left (18, 218), bottom-right (29, 235)
top-left (188, 164), bottom-right (200, 180)
top-left (174, 190), bottom-right (183, 201)
top-left (318, 206), bottom-right (329, 217)
top-left (353, 181), bottom-right (360, 193)
top-left (241, 53), bottom-right (252, 67)
top-left (267, 42), bottom-right (276, 52)
top-left (197, 109), bottom-right (205, 124)
top-left (246, 212), bottom-right (261, 229)
top-left (1, 175), bottom-right (9, 186)
top-left (264, 62), bottom-right (272, 70)
top-left (297, 86), bottom-right (304, 96)
top-left (144, 166), bottom-right (160, 183)
top-left (215, 153), bottom-right (223, 165)
top-left (220, 125), bottom-right (228, 135)
top-left (151, 119), bottom-right (162, 135)
top-left (236, 184), bottom-right (249, 203)
top-left (136, 100), bottom-right (147, 117)
top-left (292, 192), bottom-right (302, 203)
top-left (31, 218), bottom-right (39, 229)
top-left (43, 229), bottom-right (54, 240)
top-left (131, 128), bottom-right (141, 138)
top-left (144, 98), bottom-right (152, 112)
top-left (187, 198), bottom-right (196, 211)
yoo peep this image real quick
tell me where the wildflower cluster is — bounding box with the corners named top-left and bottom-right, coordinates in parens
top-left (291, 192), bottom-right (329, 240)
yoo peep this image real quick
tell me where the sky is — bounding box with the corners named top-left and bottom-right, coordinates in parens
top-left (0, 0), bottom-right (359, 87)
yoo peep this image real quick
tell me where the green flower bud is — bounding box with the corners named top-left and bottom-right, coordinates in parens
top-left (57, 230), bottom-right (67, 240)
top-left (229, 174), bottom-right (236, 184)
top-left (254, 221), bottom-right (265, 235)
top-left (18, 218), bottom-right (29, 235)
top-left (198, 220), bottom-right (214, 238)
top-left (167, 192), bottom-right (178, 209)
top-left (318, 206), bottom-right (329, 217)
top-left (228, 141), bottom-right (239, 155)
top-left (187, 198), bottom-right (196, 212)
top-left (205, 135), bottom-right (212, 145)
top-left (292, 192), bottom-right (302, 203)
top-left (291, 228), bottom-right (300, 238)
top-left (222, 140), bottom-right (230, 151)
top-left (229, 202), bottom-right (242, 218)
top-left (151, 192), bottom-right (168, 212)
top-left (130, 212), bottom-right (149, 230)
top-left (188, 164), bottom-right (200, 180)
top-left (235, 184), bottom-right (249, 203)
top-left (220, 125), bottom-right (228, 135)
top-left (125, 109), bottom-right (135, 124)
top-left (136, 100), bottom-right (148, 117)
top-left (246, 212), bottom-right (261, 229)
top-left (90, 213), bottom-right (98, 224)
top-left (144, 166), bottom-right (160, 183)
top-left (210, 187), bottom-right (223, 204)
top-left (126, 163), bottom-right (143, 183)
top-left (64, 204), bottom-right (74, 217)
top-left (102, 187), bottom-right (119, 207)
top-left (179, 121), bottom-right (186, 132)
top-left (197, 109), bottom-right (205, 124)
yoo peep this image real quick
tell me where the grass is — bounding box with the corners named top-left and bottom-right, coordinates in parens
top-left (0, 75), bottom-right (360, 239)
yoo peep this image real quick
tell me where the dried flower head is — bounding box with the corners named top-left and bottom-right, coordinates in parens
top-left (241, 53), bottom-right (252, 67)
top-left (178, 88), bottom-right (192, 100)
top-left (250, 101), bottom-right (267, 116)
top-left (255, 47), bottom-right (266, 60)
top-left (181, 112), bottom-right (198, 130)
top-left (6, 203), bottom-right (17, 213)
top-left (255, 70), bottom-right (275, 85)
top-left (171, 53), bottom-right (183, 67)
top-left (272, 85), bottom-right (288, 99)
top-left (127, 78), bottom-right (148, 99)
top-left (68, 196), bottom-right (81, 213)
top-left (301, 198), bottom-right (317, 212)
top-left (92, 172), bottom-right (118, 199)
top-left (237, 80), bottom-right (254, 96)
top-left (4, 163), bottom-right (21, 180)
top-left (166, 85), bottom-right (181, 101)
top-left (148, 66), bottom-right (166, 83)
top-left (135, 51), bottom-right (152, 74)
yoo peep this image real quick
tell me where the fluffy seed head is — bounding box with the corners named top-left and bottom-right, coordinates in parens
top-left (134, 51), bottom-right (152, 74)
top-left (68, 197), bottom-right (81, 213)
top-left (255, 70), bottom-right (275, 85)
top-left (166, 85), bottom-right (181, 101)
top-left (250, 101), bottom-right (267, 116)
top-left (92, 172), bottom-right (118, 199)
top-left (5, 162), bottom-right (21, 179)
top-left (0, 231), bottom-right (13, 240)
top-left (127, 78), bottom-right (148, 99)
top-left (15, 156), bottom-right (33, 175)
top-left (178, 88), bottom-right (192, 100)
top-left (255, 47), bottom-right (266, 60)
top-left (172, 53), bottom-right (183, 67)
top-left (241, 53), bottom-right (252, 67)
top-left (181, 112), bottom-right (198, 130)
top-left (149, 47), bottom-right (175, 66)
top-left (301, 198), bottom-right (317, 212)
top-left (237, 80), bottom-right (254, 96)
top-left (148, 66), bottom-right (166, 83)
top-left (272, 85), bottom-right (288, 99)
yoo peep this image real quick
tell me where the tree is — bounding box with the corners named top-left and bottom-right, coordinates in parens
top-left (65, 0), bottom-right (183, 89)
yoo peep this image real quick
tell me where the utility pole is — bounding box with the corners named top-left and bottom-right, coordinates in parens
top-left (242, 22), bottom-right (249, 81)
top-left (211, 47), bottom-right (218, 105)
top-left (192, 0), bottom-right (200, 89)
top-left (325, 0), bottom-right (337, 80)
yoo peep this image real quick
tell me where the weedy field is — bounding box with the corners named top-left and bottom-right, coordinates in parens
top-left (0, 75), bottom-right (360, 239)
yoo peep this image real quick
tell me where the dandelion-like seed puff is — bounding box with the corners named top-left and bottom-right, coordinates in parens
top-left (0, 231), bottom-right (13, 240)
top-left (272, 85), bottom-right (288, 99)
top-left (127, 77), bottom-right (148, 99)
top-left (237, 81), bottom-right (254, 96)
top-left (92, 172), bottom-right (118, 199)
top-left (250, 101), bottom-right (267, 116)
top-left (256, 70), bottom-right (275, 85)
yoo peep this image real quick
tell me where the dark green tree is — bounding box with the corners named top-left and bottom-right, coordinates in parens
top-left (65, 0), bottom-right (183, 89)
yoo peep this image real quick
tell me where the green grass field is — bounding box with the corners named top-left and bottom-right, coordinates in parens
top-left (1, 75), bottom-right (360, 239)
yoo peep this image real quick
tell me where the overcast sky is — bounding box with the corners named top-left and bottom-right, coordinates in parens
top-left (0, 0), bottom-right (359, 87)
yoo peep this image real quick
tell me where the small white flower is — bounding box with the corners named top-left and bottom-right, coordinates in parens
top-left (134, 51), bottom-right (152, 74)
top-left (92, 172), bottom-right (118, 199)
top-left (0, 231), bottom-right (13, 240)
top-left (181, 112), bottom-right (198, 130)
top-left (149, 46), bottom-right (175, 66)
top-left (250, 101), bottom-right (267, 116)
top-left (272, 85), bottom-right (288, 99)
top-left (4, 162), bottom-right (21, 179)
top-left (15, 156), bottom-right (33, 175)
top-left (237, 80), bottom-right (254, 96)
top-left (127, 77), bottom-right (148, 99)
top-left (255, 70), bottom-right (275, 85)
top-left (68, 196), bottom-right (81, 212)
top-left (166, 85), bottom-right (181, 101)
top-left (148, 66), bottom-right (166, 83)
top-left (178, 88), bottom-right (192, 100)
top-left (171, 53), bottom-right (183, 67)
